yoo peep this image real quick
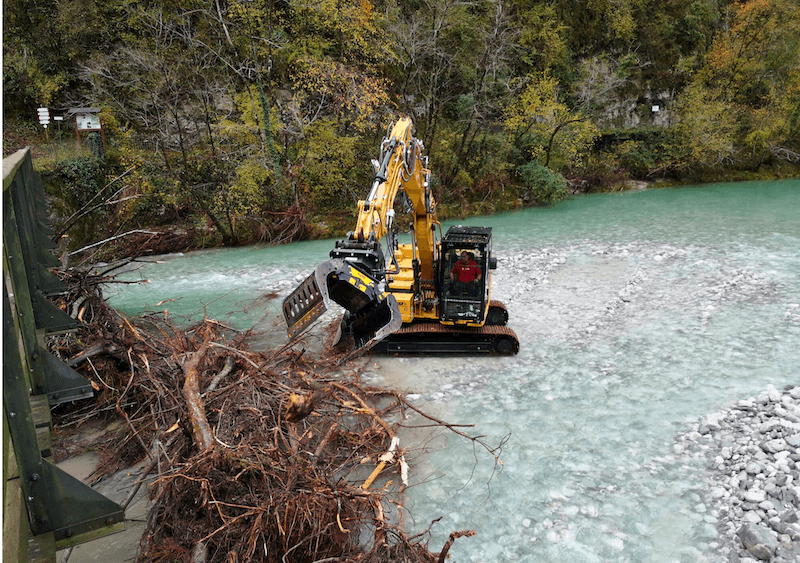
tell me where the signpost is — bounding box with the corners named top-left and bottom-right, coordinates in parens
top-left (68, 107), bottom-right (105, 155)
top-left (36, 107), bottom-right (50, 140)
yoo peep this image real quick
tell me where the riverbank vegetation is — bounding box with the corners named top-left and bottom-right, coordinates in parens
top-left (4, 0), bottom-right (799, 259)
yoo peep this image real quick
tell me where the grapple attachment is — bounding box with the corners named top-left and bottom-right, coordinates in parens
top-left (282, 271), bottom-right (326, 339)
top-left (282, 259), bottom-right (402, 355)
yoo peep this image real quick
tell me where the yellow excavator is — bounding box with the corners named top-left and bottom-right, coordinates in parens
top-left (282, 117), bottom-right (519, 357)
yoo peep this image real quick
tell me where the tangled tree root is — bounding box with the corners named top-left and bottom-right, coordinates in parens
top-left (49, 266), bottom-right (488, 563)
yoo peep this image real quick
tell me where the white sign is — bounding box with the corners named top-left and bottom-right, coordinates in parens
top-left (37, 107), bottom-right (50, 128)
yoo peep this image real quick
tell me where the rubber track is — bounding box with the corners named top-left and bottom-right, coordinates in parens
top-left (489, 300), bottom-right (508, 314)
top-left (373, 320), bottom-right (520, 355)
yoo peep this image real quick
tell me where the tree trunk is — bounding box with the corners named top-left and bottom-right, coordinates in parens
top-left (182, 338), bottom-right (215, 452)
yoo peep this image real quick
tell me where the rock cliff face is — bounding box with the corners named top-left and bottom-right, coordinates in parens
top-left (677, 384), bottom-right (800, 562)
top-left (595, 89), bottom-right (674, 130)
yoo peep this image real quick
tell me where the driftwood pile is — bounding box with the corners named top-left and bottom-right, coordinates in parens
top-left (49, 265), bottom-right (483, 563)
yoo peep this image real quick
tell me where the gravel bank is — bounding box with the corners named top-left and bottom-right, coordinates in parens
top-left (677, 384), bottom-right (800, 562)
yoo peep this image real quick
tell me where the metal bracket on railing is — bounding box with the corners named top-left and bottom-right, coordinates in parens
top-left (4, 287), bottom-right (124, 545)
top-left (6, 153), bottom-right (77, 332)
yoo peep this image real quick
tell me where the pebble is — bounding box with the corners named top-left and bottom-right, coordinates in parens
top-left (676, 384), bottom-right (800, 562)
top-left (744, 490), bottom-right (767, 503)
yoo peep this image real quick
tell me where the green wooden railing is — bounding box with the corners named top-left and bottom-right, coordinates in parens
top-left (3, 148), bottom-right (124, 563)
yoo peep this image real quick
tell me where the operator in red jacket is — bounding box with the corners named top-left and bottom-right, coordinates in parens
top-left (450, 251), bottom-right (482, 289)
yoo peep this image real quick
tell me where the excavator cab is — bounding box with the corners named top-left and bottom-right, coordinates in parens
top-left (439, 226), bottom-right (495, 324)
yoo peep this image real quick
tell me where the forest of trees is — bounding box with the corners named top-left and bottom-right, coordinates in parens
top-left (3, 0), bottom-right (800, 251)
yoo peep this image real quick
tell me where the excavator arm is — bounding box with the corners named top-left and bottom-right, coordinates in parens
top-left (282, 117), bottom-right (434, 355)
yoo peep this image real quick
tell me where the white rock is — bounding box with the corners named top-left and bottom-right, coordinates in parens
top-left (711, 487), bottom-right (727, 499)
top-left (758, 500), bottom-right (775, 511)
top-left (745, 462), bottom-right (762, 475)
top-left (760, 419), bottom-right (782, 433)
top-left (744, 490), bottom-right (767, 503)
top-left (702, 412), bottom-right (726, 430)
top-left (763, 439), bottom-right (787, 453)
top-left (743, 511), bottom-right (762, 523)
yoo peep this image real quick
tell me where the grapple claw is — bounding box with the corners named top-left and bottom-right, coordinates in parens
top-left (282, 259), bottom-right (401, 356)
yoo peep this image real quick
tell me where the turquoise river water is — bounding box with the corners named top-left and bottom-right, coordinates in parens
top-left (107, 179), bottom-right (800, 562)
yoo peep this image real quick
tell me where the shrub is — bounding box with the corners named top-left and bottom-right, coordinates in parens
top-left (41, 156), bottom-right (109, 247)
top-left (517, 162), bottom-right (569, 204)
top-left (615, 140), bottom-right (655, 178)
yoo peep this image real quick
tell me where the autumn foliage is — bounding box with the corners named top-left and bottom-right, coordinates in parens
top-left (4, 0), bottom-right (799, 255)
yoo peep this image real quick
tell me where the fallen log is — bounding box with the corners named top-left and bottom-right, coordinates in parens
top-left (182, 337), bottom-right (214, 452)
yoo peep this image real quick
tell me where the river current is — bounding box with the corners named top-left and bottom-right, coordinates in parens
top-left (108, 179), bottom-right (800, 562)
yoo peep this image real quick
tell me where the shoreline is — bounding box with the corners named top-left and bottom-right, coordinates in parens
top-left (676, 384), bottom-right (800, 562)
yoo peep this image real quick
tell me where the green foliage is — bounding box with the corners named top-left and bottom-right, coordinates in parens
top-left (3, 117), bottom-right (44, 158)
top-left (673, 81), bottom-right (738, 168)
top-left (2, 0), bottom-right (125, 113)
top-left (5, 0), bottom-right (799, 251)
top-left (296, 119), bottom-right (361, 210)
top-left (41, 156), bottom-right (109, 246)
top-left (505, 73), bottom-right (598, 168)
top-left (615, 140), bottom-right (655, 177)
top-left (46, 156), bottom-right (106, 207)
top-left (517, 162), bottom-right (569, 205)
top-left (118, 154), bottom-right (182, 225)
top-left (678, 0), bottom-right (800, 167)
top-left (434, 124), bottom-right (515, 209)
top-left (228, 158), bottom-right (275, 215)
top-left (290, 57), bottom-right (392, 132)
top-left (515, 3), bottom-right (570, 73)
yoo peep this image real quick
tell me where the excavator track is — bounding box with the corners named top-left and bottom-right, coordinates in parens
top-left (370, 321), bottom-right (519, 355)
top-left (487, 300), bottom-right (509, 325)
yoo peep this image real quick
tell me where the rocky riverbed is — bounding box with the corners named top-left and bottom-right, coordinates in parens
top-left (676, 384), bottom-right (800, 562)
top-left (389, 236), bottom-right (798, 562)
